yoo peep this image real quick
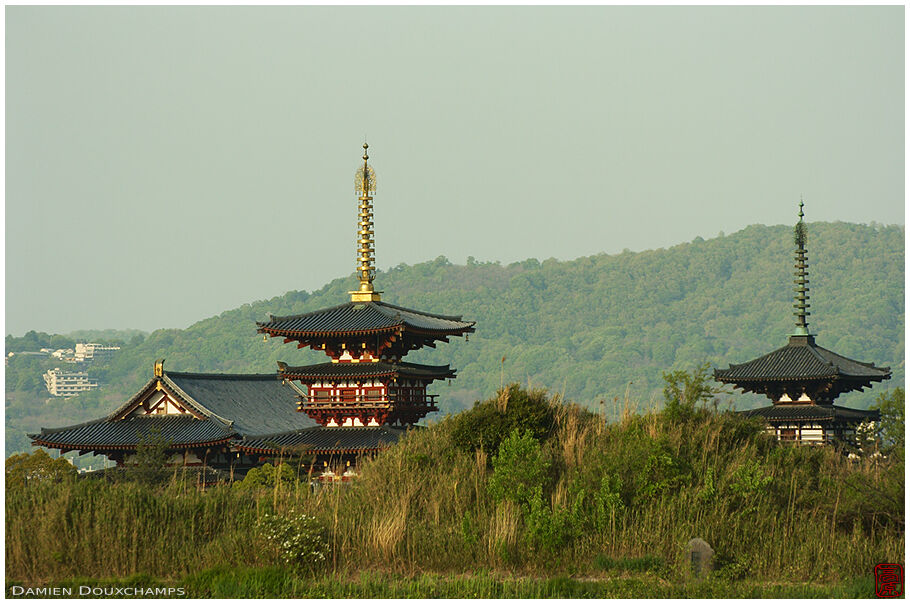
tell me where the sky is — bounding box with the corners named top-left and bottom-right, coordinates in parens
top-left (5, 6), bottom-right (905, 336)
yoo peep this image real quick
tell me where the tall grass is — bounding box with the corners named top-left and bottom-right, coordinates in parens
top-left (6, 386), bottom-right (903, 585)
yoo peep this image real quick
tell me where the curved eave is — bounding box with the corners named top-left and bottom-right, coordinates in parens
top-left (716, 374), bottom-right (886, 390)
top-left (258, 324), bottom-right (474, 340)
top-left (235, 443), bottom-right (387, 456)
top-left (715, 372), bottom-right (839, 383)
top-left (738, 405), bottom-right (880, 422)
top-left (31, 436), bottom-right (234, 452)
top-left (279, 367), bottom-right (456, 382)
top-left (258, 300), bottom-right (472, 325)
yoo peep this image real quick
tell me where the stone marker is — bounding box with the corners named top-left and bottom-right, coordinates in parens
top-left (686, 538), bottom-right (714, 577)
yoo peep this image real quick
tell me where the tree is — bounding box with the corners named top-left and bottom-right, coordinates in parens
top-left (131, 428), bottom-right (171, 485)
top-left (6, 449), bottom-right (76, 489)
top-left (662, 362), bottom-right (723, 421)
top-left (872, 387), bottom-right (904, 453)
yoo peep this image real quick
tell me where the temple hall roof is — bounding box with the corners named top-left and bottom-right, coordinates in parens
top-left (158, 372), bottom-right (317, 435)
top-left (31, 370), bottom-right (317, 452)
top-left (30, 414), bottom-right (235, 451)
top-left (257, 300), bottom-right (475, 338)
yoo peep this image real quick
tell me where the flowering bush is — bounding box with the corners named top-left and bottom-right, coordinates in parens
top-left (258, 512), bottom-right (330, 569)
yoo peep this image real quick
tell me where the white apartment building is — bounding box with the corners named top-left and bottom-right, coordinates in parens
top-left (74, 343), bottom-right (120, 363)
top-left (44, 368), bottom-right (99, 397)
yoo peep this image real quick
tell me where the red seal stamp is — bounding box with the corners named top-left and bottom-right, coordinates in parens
top-left (875, 563), bottom-right (904, 598)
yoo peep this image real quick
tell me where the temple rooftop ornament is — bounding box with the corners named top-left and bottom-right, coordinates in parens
top-left (792, 199), bottom-right (810, 336)
top-left (350, 142), bottom-right (382, 303)
top-left (714, 201), bottom-right (890, 445)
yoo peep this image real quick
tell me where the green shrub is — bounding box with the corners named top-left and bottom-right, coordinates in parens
top-left (257, 511), bottom-right (329, 570)
top-left (450, 385), bottom-right (557, 455)
top-left (233, 462), bottom-right (306, 491)
top-left (524, 487), bottom-right (577, 552)
top-left (727, 460), bottom-right (773, 514)
top-left (593, 474), bottom-right (625, 531)
top-left (488, 429), bottom-right (552, 507)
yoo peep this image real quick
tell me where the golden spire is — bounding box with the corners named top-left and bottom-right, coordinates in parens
top-left (350, 142), bottom-right (382, 302)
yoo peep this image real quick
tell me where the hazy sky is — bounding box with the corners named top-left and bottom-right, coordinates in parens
top-left (5, 6), bottom-right (904, 336)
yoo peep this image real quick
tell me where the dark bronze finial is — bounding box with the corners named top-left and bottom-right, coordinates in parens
top-left (792, 199), bottom-right (810, 336)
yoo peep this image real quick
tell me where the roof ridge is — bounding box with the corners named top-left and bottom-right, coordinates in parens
top-left (105, 378), bottom-right (159, 421)
top-left (376, 300), bottom-right (472, 323)
top-left (802, 341), bottom-right (838, 370)
top-left (259, 301), bottom-right (354, 324)
top-left (165, 371), bottom-right (283, 381)
top-left (811, 342), bottom-right (891, 374)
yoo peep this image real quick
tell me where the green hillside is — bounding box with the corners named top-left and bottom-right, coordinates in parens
top-left (5, 221), bottom-right (904, 455)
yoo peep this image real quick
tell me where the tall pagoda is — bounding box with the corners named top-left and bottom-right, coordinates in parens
top-left (257, 144), bottom-right (475, 429)
top-left (714, 202), bottom-right (890, 444)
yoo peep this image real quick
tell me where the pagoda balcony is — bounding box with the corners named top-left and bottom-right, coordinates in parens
top-left (297, 392), bottom-right (440, 410)
top-left (297, 392), bottom-right (440, 427)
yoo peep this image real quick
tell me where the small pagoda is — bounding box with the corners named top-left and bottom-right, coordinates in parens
top-left (714, 202), bottom-right (891, 445)
top-left (257, 144), bottom-right (475, 428)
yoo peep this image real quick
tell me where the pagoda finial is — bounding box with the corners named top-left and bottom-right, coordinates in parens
top-left (350, 142), bottom-right (381, 302)
top-left (792, 198), bottom-right (810, 336)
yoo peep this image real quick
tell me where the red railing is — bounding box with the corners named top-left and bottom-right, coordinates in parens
top-left (298, 392), bottom-right (439, 410)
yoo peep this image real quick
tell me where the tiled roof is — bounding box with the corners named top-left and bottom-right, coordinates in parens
top-left (33, 371), bottom-right (317, 451)
top-left (31, 415), bottom-right (234, 450)
top-left (715, 335), bottom-right (891, 383)
top-left (163, 372), bottom-right (317, 435)
top-left (278, 361), bottom-right (456, 381)
top-left (237, 425), bottom-right (411, 455)
top-left (739, 404), bottom-right (880, 422)
top-left (257, 301), bottom-right (475, 337)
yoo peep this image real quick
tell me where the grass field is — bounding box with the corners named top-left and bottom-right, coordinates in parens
top-left (6, 384), bottom-right (904, 597)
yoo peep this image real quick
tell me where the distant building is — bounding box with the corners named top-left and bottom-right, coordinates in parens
top-left (44, 368), bottom-right (99, 397)
top-left (74, 343), bottom-right (120, 363)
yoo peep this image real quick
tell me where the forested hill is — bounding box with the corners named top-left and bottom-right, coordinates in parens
top-left (5, 222), bottom-right (904, 454)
